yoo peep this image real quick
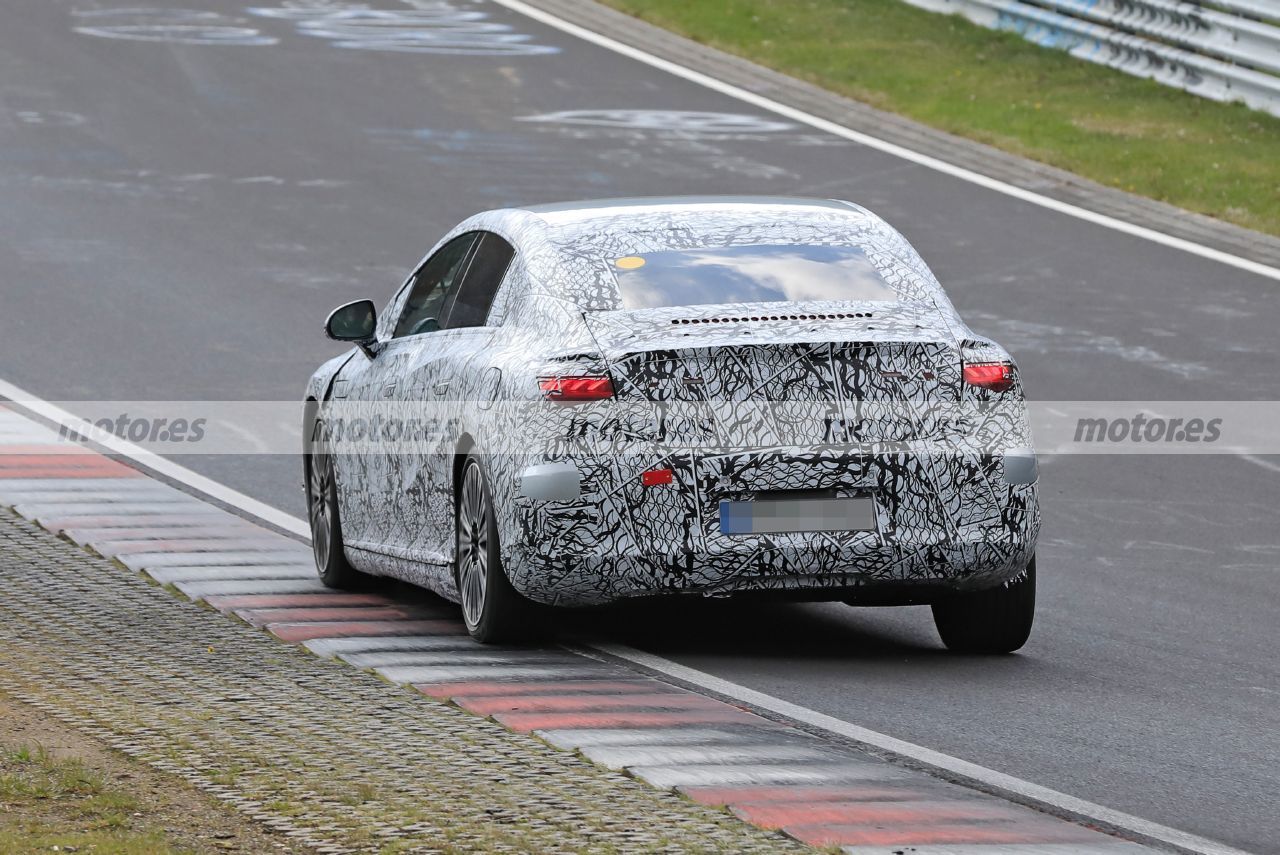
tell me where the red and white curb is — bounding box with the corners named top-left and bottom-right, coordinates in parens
top-left (0, 405), bottom-right (1158, 853)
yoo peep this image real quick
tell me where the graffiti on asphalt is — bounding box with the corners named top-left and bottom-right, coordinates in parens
top-left (72, 8), bottom-right (278, 45)
top-left (71, 2), bottom-right (557, 55)
top-left (247, 1), bottom-right (559, 55)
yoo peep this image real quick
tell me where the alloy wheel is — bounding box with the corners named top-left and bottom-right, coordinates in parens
top-left (308, 451), bottom-right (332, 571)
top-left (458, 462), bottom-right (489, 630)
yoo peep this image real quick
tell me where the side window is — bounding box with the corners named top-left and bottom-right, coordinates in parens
top-left (441, 232), bottom-right (515, 329)
top-left (393, 233), bottom-right (477, 338)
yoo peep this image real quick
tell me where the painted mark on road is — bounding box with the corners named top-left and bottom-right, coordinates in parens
top-left (14, 110), bottom-right (87, 128)
top-left (519, 109), bottom-right (794, 135)
top-left (966, 311), bottom-right (1213, 380)
top-left (514, 109), bottom-right (854, 181)
top-left (72, 8), bottom-right (278, 45)
top-left (19, 170), bottom-right (349, 203)
top-left (248, 1), bottom-right (559, 55)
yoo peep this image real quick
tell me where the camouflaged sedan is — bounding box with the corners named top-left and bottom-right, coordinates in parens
top-left (304, 197), bottom-right (1040, 651)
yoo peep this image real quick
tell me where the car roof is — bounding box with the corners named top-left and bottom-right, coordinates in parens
top-left (521, 195), bottom-right (864, 225)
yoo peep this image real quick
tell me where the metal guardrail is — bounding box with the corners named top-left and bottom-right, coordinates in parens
top-left (901, 0), bottom-right (1280, 116)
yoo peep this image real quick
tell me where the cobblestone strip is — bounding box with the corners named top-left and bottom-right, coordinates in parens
top-left (0, 408), bottom-right (1150, 853)
top-left (0, 510), bottom-right (802, 854)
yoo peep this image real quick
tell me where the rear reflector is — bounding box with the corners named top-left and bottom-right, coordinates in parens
top-left (641, 468), bottom-right (673, 486)
top-left (539, 375), bottom-right (614, 401)
top-left (962, 362), bottom-right (1015, 392)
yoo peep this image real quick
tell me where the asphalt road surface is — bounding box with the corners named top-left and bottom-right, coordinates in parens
top-left (2, 2), bottom-right (1277, 851)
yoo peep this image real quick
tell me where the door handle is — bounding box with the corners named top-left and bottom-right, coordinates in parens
top-left (433, 380), bottom-right (451, 396)
top-left (382, 381), bottom-right (397, 398)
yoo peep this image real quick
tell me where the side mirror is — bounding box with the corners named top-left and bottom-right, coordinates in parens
top-left (325, 299), bottom-right (379, 358)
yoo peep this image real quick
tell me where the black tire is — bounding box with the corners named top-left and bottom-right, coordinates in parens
top-left (932, 557), bottom-right (1036, 653)
top-left (456, 454), bottom-right (537, 643)
top-left (306, 446), bottom-right (369, 589)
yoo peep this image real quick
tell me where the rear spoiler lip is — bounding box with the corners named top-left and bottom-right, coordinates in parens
top-left (580, 306), bottom-right (959, 360)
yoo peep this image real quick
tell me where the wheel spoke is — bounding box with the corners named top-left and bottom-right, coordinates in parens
top-left (309, 454), bottom-right (332, 570)
top-left (458, 463), bottom-right (490, 630)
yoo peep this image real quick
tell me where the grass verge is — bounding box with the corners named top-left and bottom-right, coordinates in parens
top-left (0, 692), bottom-right (309, 854)
top-left (598, 0), bottom-right (1280, 238)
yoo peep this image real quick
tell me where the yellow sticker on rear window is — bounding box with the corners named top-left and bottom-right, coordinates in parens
top-left (615, 256), bottom-right (646, 270)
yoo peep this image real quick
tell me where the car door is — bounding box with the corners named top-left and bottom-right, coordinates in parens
top-left (389, 230), bottom-right (516, 564)
top-left (331, 232), bottom-right (480, 552)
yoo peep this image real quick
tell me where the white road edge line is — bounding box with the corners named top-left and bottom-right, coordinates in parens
top-left (0, 378), bottom-right (308, 538)
top-left (1240, 453), bottom-right (1280, 474)
top-left (491, 0), bottom-right (1280, 285)
top-left (0, 377), bottom-right (1250, 855)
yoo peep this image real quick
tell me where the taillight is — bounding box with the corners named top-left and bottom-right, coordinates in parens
top-left (538, 375), bottom-right (615, 401)
top-left (641, 467), bottom-right (673, 486)
top-left (963, 362), bottom-right (1015, 392)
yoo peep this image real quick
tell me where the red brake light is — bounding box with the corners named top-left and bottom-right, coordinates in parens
top-left (963, 362), bottom-right (1015, 392)
top-left (539, 375), bottom-right (615, 401)
top-left (641, 467), bottom-right (673, 486)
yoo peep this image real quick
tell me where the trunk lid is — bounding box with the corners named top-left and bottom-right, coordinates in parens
top-left (583, 303), bottom-right (962, 446)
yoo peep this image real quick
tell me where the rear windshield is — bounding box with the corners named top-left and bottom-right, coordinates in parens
top-left (607, 244), bottom-right (900, 310)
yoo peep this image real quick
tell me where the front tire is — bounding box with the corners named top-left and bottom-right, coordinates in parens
top-left (307, 446), bottom-right (369, 589)
top-left (932, 557), bottom-right (1036, 653)
top-left (456, 454), bottom-right (536, 643)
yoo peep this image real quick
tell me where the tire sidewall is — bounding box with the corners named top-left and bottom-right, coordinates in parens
top-left (308, 447), bottom-right (348, 586)
top-left (457, 454), bottom-right (522, 641)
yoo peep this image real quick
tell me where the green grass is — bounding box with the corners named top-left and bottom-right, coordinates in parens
top-left (600, 0), bottom-right (1280, 237)
top-left (0, 743), bottom-right (173, 854)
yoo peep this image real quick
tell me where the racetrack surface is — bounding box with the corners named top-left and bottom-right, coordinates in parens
top-left (0, 1), bottom-right (1277, 851)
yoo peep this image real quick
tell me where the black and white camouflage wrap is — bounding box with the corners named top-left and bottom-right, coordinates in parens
top-left (306, 198), bottom-right (1039, 607)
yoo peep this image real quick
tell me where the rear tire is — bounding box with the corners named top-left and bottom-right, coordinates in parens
top-left (932, 557), bottom-right (1036, 653)
top-left (456, 454), bottom-right (537, 643)
top-left (307, 445), bottom-right (369, 589)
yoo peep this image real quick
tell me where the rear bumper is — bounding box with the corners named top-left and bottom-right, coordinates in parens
top-left (505, 449), bottom-right (1038, 606)
top-left (506, 501), bottom-right (1038, 606)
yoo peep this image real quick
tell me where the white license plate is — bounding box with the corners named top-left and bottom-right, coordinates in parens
top-left (719, 496), bottom-right (875, 535)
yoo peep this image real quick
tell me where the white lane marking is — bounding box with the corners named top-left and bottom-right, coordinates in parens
top-left (1241, 453), bottom-right (1280, 474)
top-left (0, 379), bottom-right (1251, 854)
top-left (590, 643), bottom-right (1251, 855)
top-left (0, 378), bottom-right (308, 538)
top-left (491, 0), bottom-right (1280, 284)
